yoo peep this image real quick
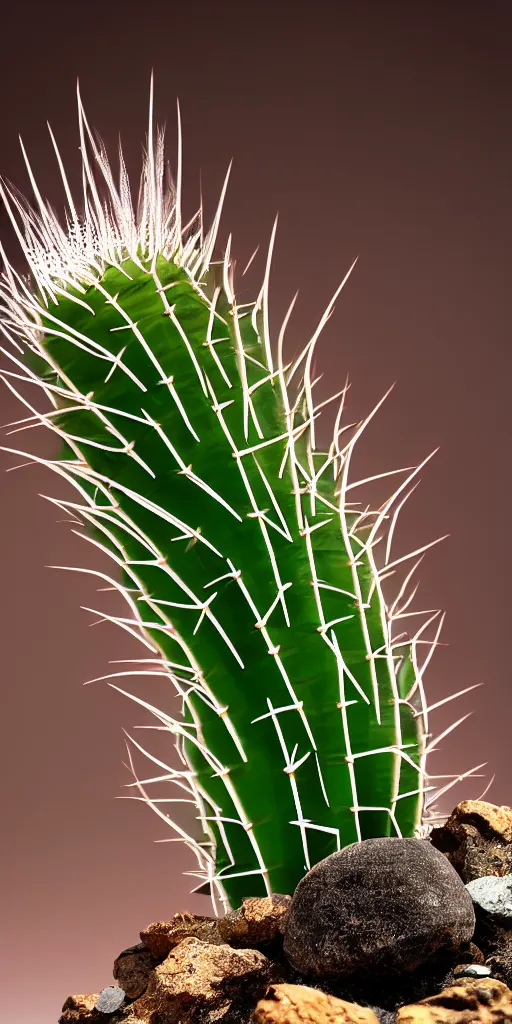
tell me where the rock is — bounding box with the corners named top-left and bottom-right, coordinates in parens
top-left (95, 987), bottom-right (126, 1013)
top-left (466, 873), bottom-right (512, 925)
top-left (429, 800), bottom-right (512, 884)
top-left (128, 935), bottom-right (284, 1023)
top-left (113, 943), bottom-right (158, 999)
top-left (59, 987), bottom-right (127, 1022)
top-left (283, 837), bottom-right (475, 979)
top-left (369, 1011), bottom-right (398, 1024)
top-left (250, 983), bottom-right (380, 1024)
top-left (465, 874), bottom-right (512, 961)
top-left (140, 910), bottom-right (222, 960)
top-left (218, 895), bottom-right (292, 949)
top-left (396, 976), bottom-right (512, 1023)
top-left (138, 898), bottom-right (292, 977)
top-left (58, 994), bottom-right (102, 1023)
top-left (452, 964), bottom-right (492, 978)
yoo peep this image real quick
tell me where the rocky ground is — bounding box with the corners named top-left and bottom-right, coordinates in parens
top-left (58, 799), bottom-right (512, 1024)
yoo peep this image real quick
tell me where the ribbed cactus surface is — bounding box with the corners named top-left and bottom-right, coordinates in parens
top-left (0, 89), bottom-right (484, 914)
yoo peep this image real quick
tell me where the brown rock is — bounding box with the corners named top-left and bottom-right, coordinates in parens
top-left (58, 994), bottom-right (102, 1023)
top-left (454, 802), bottom-right (512, 842)
top-left (129, 936), bottom-right (284, 1023)
top-left (396, 976), bottom-right (512, 1024)
top-left (113, 943), bottom-right (158, 999)
top-left (251, 983), bottom-right (379, 1024)
top-left (429, 800), bottom-right (512, 883)
top-left (140, 910), bottom-right (222, 960)
top-left (218, 895), bottom-right (292, 948)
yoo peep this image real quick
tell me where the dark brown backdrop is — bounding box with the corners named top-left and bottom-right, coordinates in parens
top-left (1, 2), bottom-right (511, 1021)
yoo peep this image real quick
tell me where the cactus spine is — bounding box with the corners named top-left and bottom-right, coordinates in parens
top-left (0, 87), bottom-right (484, 914)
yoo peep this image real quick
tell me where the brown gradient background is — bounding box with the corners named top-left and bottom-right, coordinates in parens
top-left (1, 2), bottom-right (511, 1021)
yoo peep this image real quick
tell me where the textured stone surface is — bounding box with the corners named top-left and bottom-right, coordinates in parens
top-left (465, 874), bottom-right (512, 963)
top-left (218, 895), bottom-right (292, 948)
top-left (58, 993), bottom-right (102, 1022)
top-left (113, 943), bottom-right (158, 999)
top-left (429, 800), bottom-right (512, 884)
top-left (140, 911), bottom-right (222, 960)
top-left (138, 897), bottom-right (291, 971)
top-left (396, 976), bottom-right (512, 1023)
top-left (95, 986), bottom-right (126, 1013)
top-left (466, 874), bottom-right (512, 925)
top-left (129, 936), bottom-right (284, 1023)
top-left (55, 903), bottom-right (493, 1024)
top-left (250, 983), bottom-right (379, 1024)
top-left (283, 837), bottom-right (475, 978)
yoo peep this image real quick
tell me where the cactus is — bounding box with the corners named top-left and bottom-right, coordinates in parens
top-left (0, 86), bottom-right (486, 915)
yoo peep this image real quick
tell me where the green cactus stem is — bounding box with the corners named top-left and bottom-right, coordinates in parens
top-left (0, 85), bottom-right (486, 914)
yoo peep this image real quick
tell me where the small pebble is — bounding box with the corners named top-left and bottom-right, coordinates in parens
top-left (95, 986), bottom-right (126, 1013)
top-left (453, 964), bottom-right (492, 978)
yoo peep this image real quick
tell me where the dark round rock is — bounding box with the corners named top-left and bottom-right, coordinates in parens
top-left (283, 837), bottom-right (476, 978)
